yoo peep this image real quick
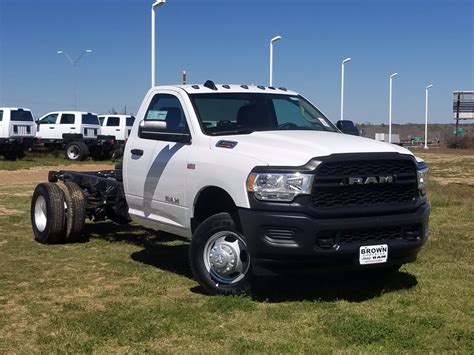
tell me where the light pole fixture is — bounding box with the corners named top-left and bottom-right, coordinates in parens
top-left (151, 0), bottom-right (166, 88)
top-left (340, 57), bottom-right (351, 121)
top-left (424, 84), bottom-right (433, 149)
top-left (388, 72), bottom-right (398, 143)
top-left (269, 35), bottom-right (282, 87)
top-left (57, 49), bottom-right (93, 110)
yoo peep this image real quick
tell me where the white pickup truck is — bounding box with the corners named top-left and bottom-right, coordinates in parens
top-left (35, 111), bottom-right (115, 160)
top-left (0, 107), bottom-right (36, 160)
top-left (30, 81), bottom-right (430, 295)
top-left (99, 115), bottom-right (135, 142)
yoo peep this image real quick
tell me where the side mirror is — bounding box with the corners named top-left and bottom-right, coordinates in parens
top-left (138, 120), bottom-right (191, 144)
top-left (336, 120), bottom-right (359, 136)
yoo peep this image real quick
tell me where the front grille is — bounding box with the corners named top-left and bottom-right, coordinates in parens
top-left (315, 224), bottom-right (421, 248)
top-left (338, 225), bottom-right (421, 244)
top-left (312, 159), bottom-right (418, 208)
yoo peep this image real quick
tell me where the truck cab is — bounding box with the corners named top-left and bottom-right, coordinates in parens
top-left (0, 107), bottom-right (36, 160)
top-left (122, 82), bottom-right (430, 294)
top-left (98, 115), bottom-right (135, 142)
top-left (36, 111), bottom-right (100, 141)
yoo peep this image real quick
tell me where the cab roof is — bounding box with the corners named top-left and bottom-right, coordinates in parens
top-left (153, 81), bottom-right (298, 96)
top-left (0, 107), bottom-right (32, 111)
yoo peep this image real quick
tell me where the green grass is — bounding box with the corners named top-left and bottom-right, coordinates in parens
top-left (0, 151), bottom-right (112, 171)
top-left (0, 157), bottom-right (473, 353)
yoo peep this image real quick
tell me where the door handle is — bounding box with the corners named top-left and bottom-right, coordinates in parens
top-left (131, 149), bottom-right (143, 156)
top-left (49, 127), bottom-right (55, 129)
top-left (115, 129), bottom-right (120, 131)
top-left (71, 127), bottom-right (76, 129)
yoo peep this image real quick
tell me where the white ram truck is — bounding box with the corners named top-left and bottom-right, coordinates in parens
top-left (35, 111), bottom-right (115, 160)
top-left (0, 107), bottom-right (36, 160)
top-left (30, 81), bottom-right (430, 295)
top-left (98, 115), bottom-right (135, 142)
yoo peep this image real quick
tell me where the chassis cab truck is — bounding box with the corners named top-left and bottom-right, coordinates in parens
top-left (36, 111), bottom-right (114, 160)
top-left (98, 115), bottom-right (135, 142)
top-left (0, 107), bottom-right (36, 160)
top-left (30, 82), bottom-right (430, 295)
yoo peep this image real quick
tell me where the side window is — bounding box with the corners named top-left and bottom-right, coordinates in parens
top-left (106, 117), bottom-right (120, 127)
top-left (99, 117), bottom-right (105, 126)
top-left (126, 116), bottom-right (135, 127)
top-left (0, 110), bottom-right (3, 122)
top-left (144, 94), bottom-right (189, 134)
top-left (60, 114), bottom-right (75, 124)
top-left (40, 114), bottom-right (58, 124)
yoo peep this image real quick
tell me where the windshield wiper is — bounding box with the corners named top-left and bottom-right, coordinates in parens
top-left (210, 129), bottom-right (254, 136)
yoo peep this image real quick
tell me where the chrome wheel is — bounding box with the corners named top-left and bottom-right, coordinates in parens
top-left (66, 145), bottom-right (79, 160)
top-left (34, 195), bottom-right (47, 232)
top-left (203, 231), bottom-right (250, 285)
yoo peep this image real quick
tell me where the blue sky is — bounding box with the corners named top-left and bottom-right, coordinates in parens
top-left (0, 0), bottom-right (472, 123)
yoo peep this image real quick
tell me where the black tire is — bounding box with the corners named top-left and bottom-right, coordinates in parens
top-left (189, 212), bottom-right (252, 295)
top-left (57, 182), bottom-right (86, 243)
top-left (31, 183), bottom-right (66, 244)
top-left (65, 141), bottom-right (88, 161)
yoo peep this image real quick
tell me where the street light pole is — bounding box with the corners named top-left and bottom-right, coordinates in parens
top-left (269, 35), bottom-right (282, 87)
top-left (340, 57), bottom-right (351, 121)
top-left (57, 49), bottom-right (92, 110)
top-left (424, 84), bottom-right (433, 149)
top-left (388, 72), bottom-right (398, 143)
top-left (151, 0), bottom-right (166, 88)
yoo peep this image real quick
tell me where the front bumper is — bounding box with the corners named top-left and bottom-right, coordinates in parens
top-left (238, 203), bottom-right (430, 275)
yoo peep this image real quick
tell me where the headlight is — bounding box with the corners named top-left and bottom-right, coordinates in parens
top-left (417, 167), bottom-right (429, 194)
top-left (247, 172), bottom-right (314, 202)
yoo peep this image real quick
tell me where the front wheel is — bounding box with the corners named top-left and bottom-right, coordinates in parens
top-left (189, 212), bottom-right (252, 295)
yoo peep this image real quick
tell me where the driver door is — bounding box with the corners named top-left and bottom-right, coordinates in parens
top-left (125, 91), bottom-right (193, 236)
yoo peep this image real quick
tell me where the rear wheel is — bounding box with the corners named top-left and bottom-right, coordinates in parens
top-left (65, 141), bottom-right (88, 161)
top-left (189, 213), bottom-right (252, 295)
top-left (57, 182), bottom-right (86, 243)
top-left (31, 183), bottom-right (66, 244)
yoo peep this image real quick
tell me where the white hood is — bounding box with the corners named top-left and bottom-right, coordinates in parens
top-left (210, 131), bottom-right (413, 166)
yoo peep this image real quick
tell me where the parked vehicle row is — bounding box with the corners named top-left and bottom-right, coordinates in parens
top-left (0, 107), bottom-right (135, 161)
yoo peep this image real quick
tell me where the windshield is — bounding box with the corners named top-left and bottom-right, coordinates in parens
top-left (11, 110), bottom-right (34, 122)
top-left (190, 93), bottom-right (337, 135)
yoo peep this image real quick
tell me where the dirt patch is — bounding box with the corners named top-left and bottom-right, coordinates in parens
top-left (0, 164), bottom-right (113, 186)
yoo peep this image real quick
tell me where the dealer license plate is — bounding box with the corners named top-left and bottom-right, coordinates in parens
top-left (359, 244), bottom-right (388, 265)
